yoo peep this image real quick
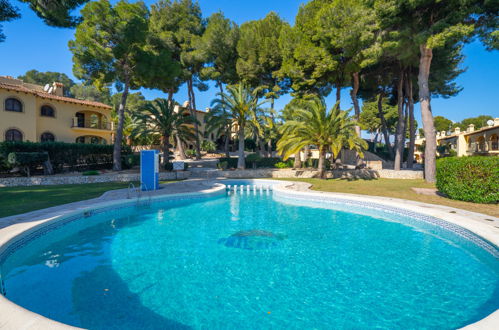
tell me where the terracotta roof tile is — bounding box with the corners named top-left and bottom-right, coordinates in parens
top-left (0, 82), bottom-right (112, 109)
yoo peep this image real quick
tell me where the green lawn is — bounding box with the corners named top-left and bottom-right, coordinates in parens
top-left (0, 182), bottom-right (132, 218)
top-left (1, 178), bottom-right (496, 219)
top-left (277, 178), bottom-right (499, 218)
top-left (0, 180), bottom-right (181, 218)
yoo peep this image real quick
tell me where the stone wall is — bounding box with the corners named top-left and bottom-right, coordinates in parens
top-left (195, 168), bottom-right (423, 180)
top-left (0, 171), bottom-right (191, 187)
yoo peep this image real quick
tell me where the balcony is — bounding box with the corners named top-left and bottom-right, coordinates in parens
top-left (71, 116), bottom-right (113, 131)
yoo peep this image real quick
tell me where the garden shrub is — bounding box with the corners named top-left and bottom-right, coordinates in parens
top-left (218, 157), bottom-right (239, 169)
top-left (7, 152), bottom-right (49, 176)
top-left (218, 157), bottom-right (290, 169)
top-left (274, 161), bottom-right (293, 169)
top-left (201, 140), bottom-right (217, 153)
top-left (185, 149), bottom-right (196, 158)
top-left (245, 153), bottom-right (262, 168)
top-left (217, 161), bottom-right (228, 170)
top-left (436, 156), bottom-right (498, 204)
top-left (122, 154), bottom-right (140, 169)
top-left (82, 170), bottom-right (100, 176)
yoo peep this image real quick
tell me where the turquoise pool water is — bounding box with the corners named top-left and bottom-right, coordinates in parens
top-left (1, 192), bottom-right (498, 329)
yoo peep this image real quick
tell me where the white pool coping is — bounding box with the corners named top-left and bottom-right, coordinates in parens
top-left (0, 179), bottom-right (497, 329)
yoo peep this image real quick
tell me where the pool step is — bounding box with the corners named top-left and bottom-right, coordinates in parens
top-left (226, 184), bottom-right (272, 193)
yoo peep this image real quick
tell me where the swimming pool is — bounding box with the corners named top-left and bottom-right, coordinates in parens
top-left (1, 185), bottom-right (498, 329)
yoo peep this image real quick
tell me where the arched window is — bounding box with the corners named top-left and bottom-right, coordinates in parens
top-left (90, 136), bottom-right (101, 144)
top-left (41, 105), bottom-right (55, 117)
top-left (5, 98), bottom-right (22, 112)
top-left (41, 132), bottom-right (55, 142)
top-left (5, 129), bottom-right (23, 141)
top-left (76, 136), bottom-right (85, 144)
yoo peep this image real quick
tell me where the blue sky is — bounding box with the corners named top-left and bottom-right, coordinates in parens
top-left (0, 0), bottom-right (498, 124)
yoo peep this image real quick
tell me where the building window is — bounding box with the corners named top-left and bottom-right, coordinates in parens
top-left (5, 129), bottom-right (23, 141)
top-left (76, 136), bottom-right (85, 143)
top-left (491, 134), bottom-right (498, 151)
top-left (41, 105), bottom-right (55, 117)
top-left (41, 132), bottom-right (55, 142)
top-left (5, 98), bottom-right (23, 112)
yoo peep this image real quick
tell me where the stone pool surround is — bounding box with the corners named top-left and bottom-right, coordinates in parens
top-left (0, 179), bottom-right (497, 329)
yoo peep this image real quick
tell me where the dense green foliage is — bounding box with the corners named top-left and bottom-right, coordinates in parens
top-left (0, 141), bottom-right (131, 173)
top-left (134, 99), bottom-right (195, 165)
top-left (200, 140), bottom-right (216, 153)
top-left (278, 97), bottom-right (367, 177)
top-left (436, 157), bottom-right (499, 204)
top-left (7, 152), bottom-right (49, 176)
top-left (218, 157), bottom-right (292, 169)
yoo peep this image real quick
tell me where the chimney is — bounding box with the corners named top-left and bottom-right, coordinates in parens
top-left (52, 82), bottom-right (64, 97)
top-left (205, 107), bottom-right (210, 113)
top-left (467, 124), bottom-right (475, 133)
top-left (454, 127), bottom-right (461, 134)
top-left (436, 132), bottom-right (441, 138)
top-left (441, 131), bottom-right (446, 137)
top-left (494, 118), bottom-right (499, 126)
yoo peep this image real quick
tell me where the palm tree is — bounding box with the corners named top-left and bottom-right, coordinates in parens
top-left (205, 104), bottom-right (233, 158)
top-left (211, 84), bottom-right (267, 169)
top-left (135, 99), bottom-right (196, 166)
top-left (278, 97), bottom-right (367, 178)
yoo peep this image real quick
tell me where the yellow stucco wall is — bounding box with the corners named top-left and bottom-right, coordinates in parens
top-left (1, 89), bottom-right (113, 144)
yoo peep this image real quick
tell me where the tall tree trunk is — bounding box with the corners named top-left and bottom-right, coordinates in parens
top-left (224, 130), bottom-right (230, 158)
top-left (418, 45), bottom-right (436, 182)
top-left (218, 81), bottom-right (224, 95)
top-left (335, 85), bottom-right (341, 103)
top-left (175, 134), bottom-right (186, 160)
top-left (267, 139), bottom-right (272, 157)
top-left (113, 81), bottom-right (129, 171)
top-left (350, 72), bottom-right (363, 167)
top-left (219, 82), bottom-right (230, 158)
top-left (187, 77), bottom-right (202, 160)
top-left (167, 88), bottom-right (174, 104)
top-left (377, 92), bottom-right (394, 159)
top-left (162, 134), bottom-right (170, 166)
top-left (237, 126), bottom-right (245, 169)
top-left (317, 147), bottom-right (326, 179)
top-left (406, 74), bottom-right (416, 169)
top-left (303, 145), bottom-right (310, 167)
top-left (257, 137), bottom-right (266, 157)
top-left (394, 69), bottom-right (405, 171)
top-left (350, 72), bottom-right (361, 137)
top-left (293, 151), bottom-right (302, 169)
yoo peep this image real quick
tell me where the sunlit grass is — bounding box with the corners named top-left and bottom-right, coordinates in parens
top-left (277, 178), bottom-right (499, 218)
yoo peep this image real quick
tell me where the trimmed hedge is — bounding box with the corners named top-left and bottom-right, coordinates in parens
top-left (8, 152), bottom-right (49, 176)
top-left (436, 156), bottom-right (499, 204)
top-left (0, 141), bottom-right (131, 173)
top-left (218, 156), bottom-right (296, 169)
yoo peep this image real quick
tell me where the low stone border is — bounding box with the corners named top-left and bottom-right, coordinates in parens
top-left (193, 168), bottom-right (423, 179)
top-left (0, 171), bottom-right (191, 187)
top-left (0, 179), bottom-right (496, 329)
